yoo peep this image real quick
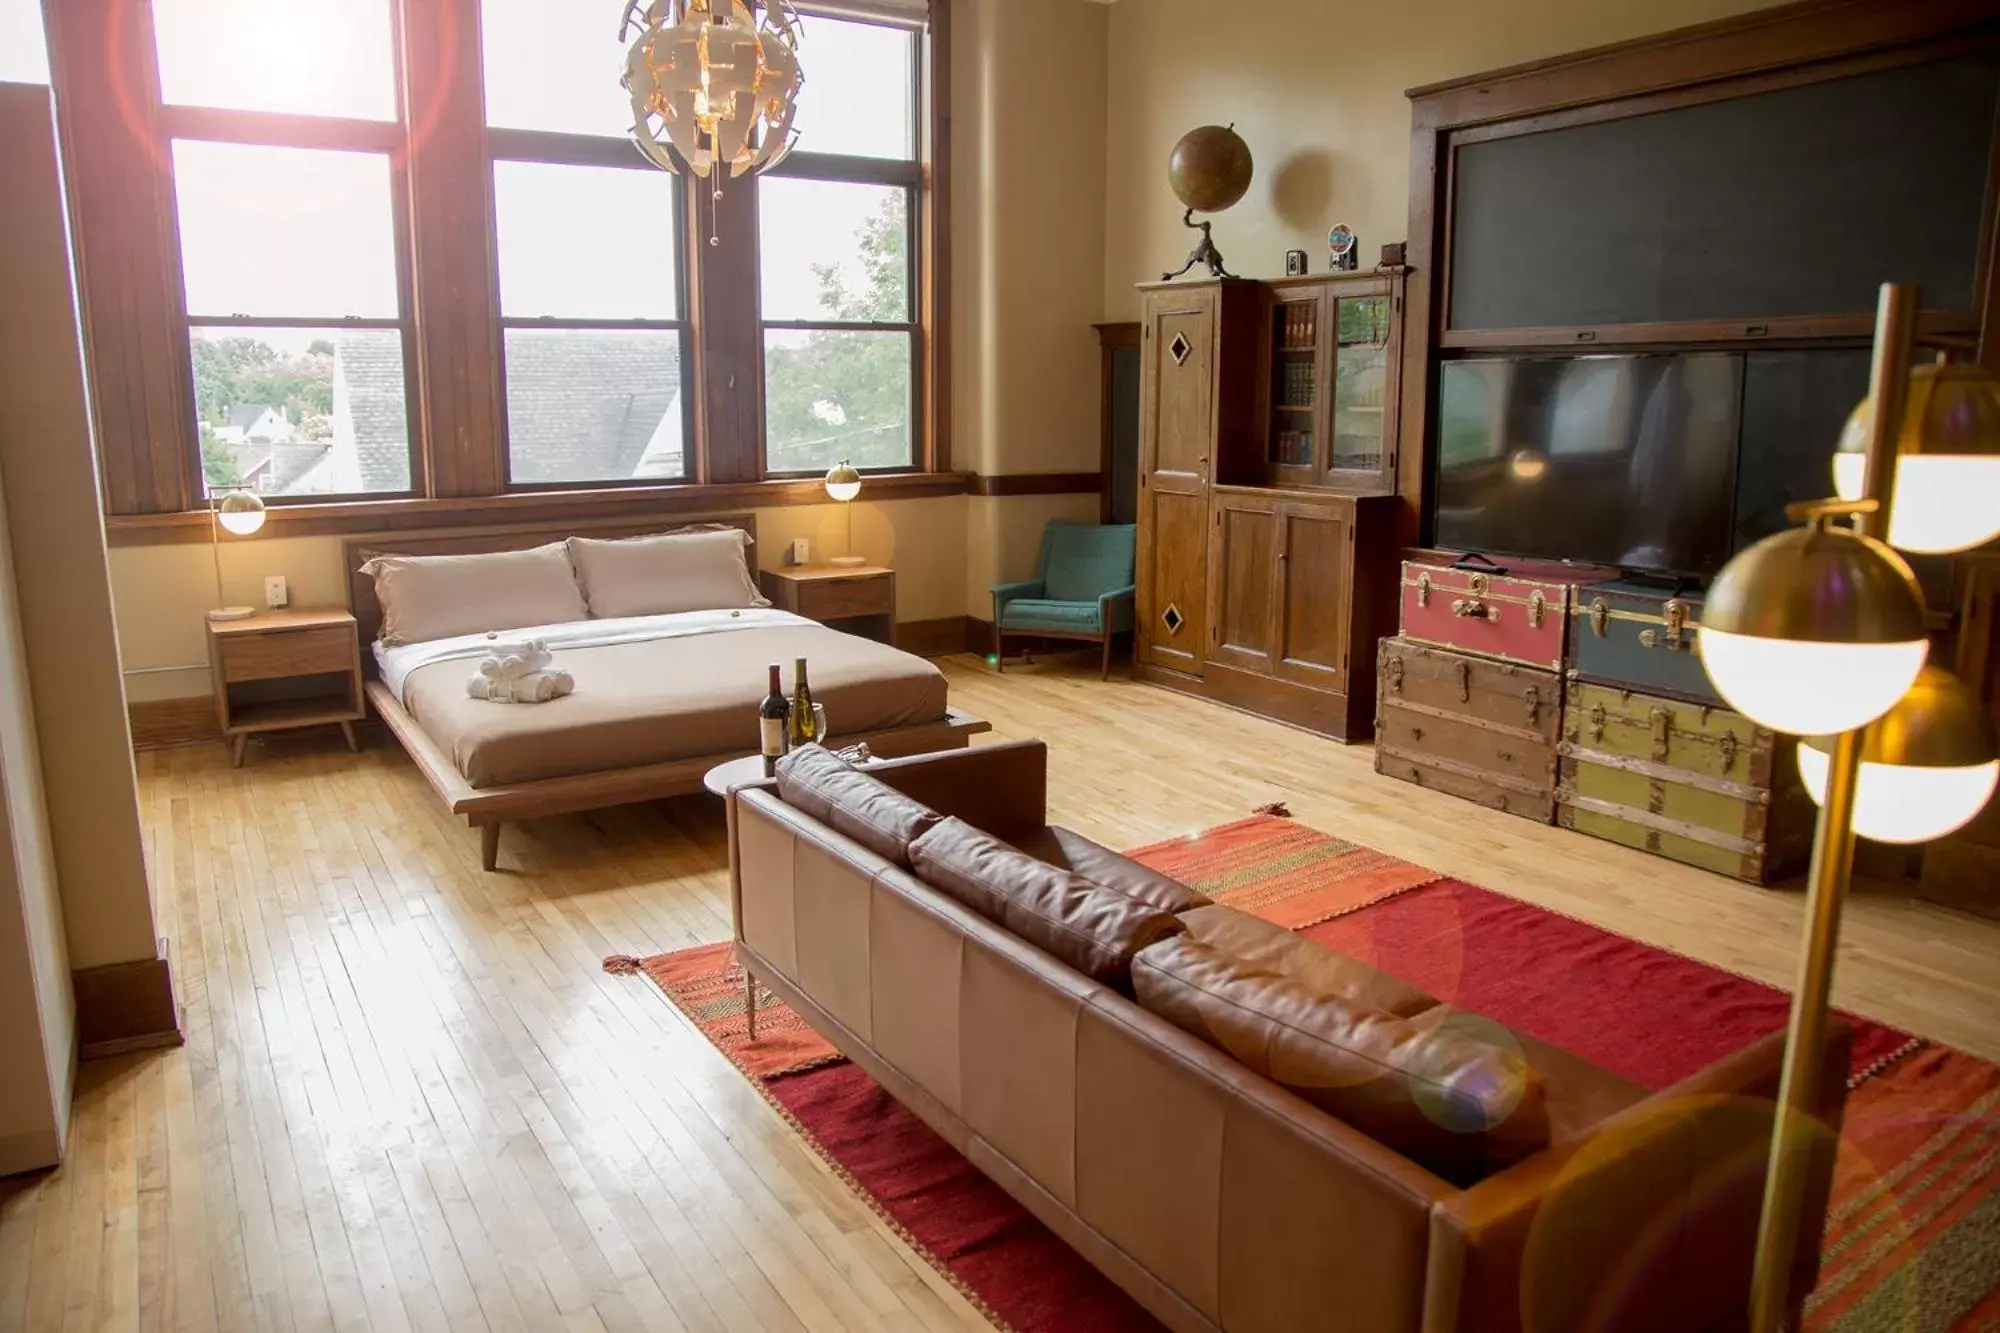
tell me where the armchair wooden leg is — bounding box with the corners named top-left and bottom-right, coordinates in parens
top-left (994, 628), bottom-right (1004, 671)
top-left (1101, 633), bottom-right (1112, 680)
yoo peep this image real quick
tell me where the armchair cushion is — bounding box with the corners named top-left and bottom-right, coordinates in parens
top-left (1043, 523), bottom-right (1138, 604)
top-left (1000, 598), bottom-right (1105, 633)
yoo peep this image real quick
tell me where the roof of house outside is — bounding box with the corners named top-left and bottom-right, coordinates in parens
top-left (226, 404), bottom-right (279, 430)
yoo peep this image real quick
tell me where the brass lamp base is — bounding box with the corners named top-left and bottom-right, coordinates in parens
top-left (827, 556), bottom-right (867, 568)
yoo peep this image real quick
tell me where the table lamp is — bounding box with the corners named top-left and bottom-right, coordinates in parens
top-left (207, 488), bottom-right (267, 622)
top-left (824, 460), bottom-right (865, 567)
top-left (1696, 284), bottom-right (2000, 1333)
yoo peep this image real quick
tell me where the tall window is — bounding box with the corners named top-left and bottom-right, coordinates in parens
top-left (759, 16), bottom-right (922, 475)
top-left (0, 0), bottom-right (48, 84)
top-left (152, 0), bottom-right (414, 498)
top-left (483, 0), bottom-right (690, 486)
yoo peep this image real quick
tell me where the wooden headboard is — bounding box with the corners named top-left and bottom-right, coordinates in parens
top-left (342, 512), bottom-right (759, 650)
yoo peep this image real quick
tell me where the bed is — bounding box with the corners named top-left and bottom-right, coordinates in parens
top-left (345, 515), bottom-right (990, 870)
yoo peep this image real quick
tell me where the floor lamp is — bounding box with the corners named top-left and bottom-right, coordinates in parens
top-left (1697, 284), bottom-right (2000, 1331)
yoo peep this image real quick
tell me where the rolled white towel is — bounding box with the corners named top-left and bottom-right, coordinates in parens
top-left (467, 669), bottom-right (574, 704)
top-left (479, 634), bottom-right (553, 677)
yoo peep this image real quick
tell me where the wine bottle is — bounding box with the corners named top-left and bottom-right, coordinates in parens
top-left (789, 656), bottom-right (819, 748)
top-left (759, 663), bottom-right (790, 778)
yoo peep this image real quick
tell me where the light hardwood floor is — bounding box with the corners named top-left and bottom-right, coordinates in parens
top-left (5, 655), bottom-right (1999, 1332)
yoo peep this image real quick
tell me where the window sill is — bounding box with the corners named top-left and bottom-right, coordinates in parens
top-left (104, 472), bottom-right (976, 547)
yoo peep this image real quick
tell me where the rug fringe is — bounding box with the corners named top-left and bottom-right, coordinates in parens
top-left (1251, 801), bottom-right (1291, 817)
top-left (602, 954), bottom-right (645, 976)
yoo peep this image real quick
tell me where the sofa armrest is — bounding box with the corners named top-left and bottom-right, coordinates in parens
top-left (1421, 1022), bottom-right (1852, 1333)
top-left (865, 740), bottom-right (1048, 841)
top-left (1098, 584), bottom-right (1135, 634)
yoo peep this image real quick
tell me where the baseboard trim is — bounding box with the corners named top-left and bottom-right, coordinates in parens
top-left (895, 616), bottom-right (970, 657)
top-left (129, 696), bottom-right (219, 750)
top-left (73, 952), bottom-right (182, 1059)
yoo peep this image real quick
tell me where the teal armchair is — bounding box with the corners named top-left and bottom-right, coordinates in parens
top-left (991, 521), bottom-right (1137, 679)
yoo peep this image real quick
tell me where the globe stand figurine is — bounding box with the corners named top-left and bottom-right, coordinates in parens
top-left (1159, 123), bottom-right (1253, 283)
top-left (1163, 208), bottom-right (1236, 281)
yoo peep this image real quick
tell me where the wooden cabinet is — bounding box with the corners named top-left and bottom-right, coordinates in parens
top-left (206, 608), bottom-right (365, 768)
top-left (1256, 274), bottom-right (1402, 494)
top-left (1135, 279), bottom-right (1261, 677)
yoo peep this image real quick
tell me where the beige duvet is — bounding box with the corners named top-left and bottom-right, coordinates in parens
top-left (398, 621), bottom-right (948, 788)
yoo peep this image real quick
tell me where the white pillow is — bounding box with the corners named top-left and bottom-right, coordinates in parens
top-left (567, 527), bottom-right (769, 619)
top-left (362, 542), bottom-right (589, 646)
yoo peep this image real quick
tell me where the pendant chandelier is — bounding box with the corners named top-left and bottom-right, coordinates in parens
top-left (620, 0), bottom-right (805, 243)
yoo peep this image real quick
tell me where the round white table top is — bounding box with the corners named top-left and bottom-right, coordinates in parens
top-left (703, 753), bottom-right (774, 797)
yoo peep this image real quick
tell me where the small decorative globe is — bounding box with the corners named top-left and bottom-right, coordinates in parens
top-left (1167, 125), bottom-right (1253, 215)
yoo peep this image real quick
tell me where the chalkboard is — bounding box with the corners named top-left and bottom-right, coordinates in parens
top-left (1448, 51), bottom-right (2000, 332)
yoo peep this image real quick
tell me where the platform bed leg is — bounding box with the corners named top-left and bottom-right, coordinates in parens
top-left (480, 822), bottom-right (501, 872)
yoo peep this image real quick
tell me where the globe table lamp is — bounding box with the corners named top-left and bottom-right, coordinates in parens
top-left (1733, 283), bottom-right (2000, 1333)
top-left (824, 460), bottom-right (865, 567)
top-left (207, 488), bottom-right (267, 622)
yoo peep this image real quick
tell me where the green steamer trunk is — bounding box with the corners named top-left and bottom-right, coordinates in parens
top-left (1556, 681), bottom-right (1816, 885)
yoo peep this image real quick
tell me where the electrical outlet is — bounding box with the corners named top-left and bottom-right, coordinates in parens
top-left (790, 537), bottom-right (811, 565)
top-left (264, 575), bottom-right (289, 609)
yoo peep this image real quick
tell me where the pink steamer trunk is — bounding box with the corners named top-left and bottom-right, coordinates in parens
top-left (1398, 559), bottom-right (1613, 672)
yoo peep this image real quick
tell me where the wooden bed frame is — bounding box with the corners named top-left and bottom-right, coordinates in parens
top-left (343, 514), bottom-right (991, 871)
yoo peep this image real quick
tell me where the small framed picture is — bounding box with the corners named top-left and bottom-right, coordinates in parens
top-left (1283, 249), bottom-right (1309, 277)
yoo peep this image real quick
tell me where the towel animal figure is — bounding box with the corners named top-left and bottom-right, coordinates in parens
top-left (468, 634), bottom-right (575, 704)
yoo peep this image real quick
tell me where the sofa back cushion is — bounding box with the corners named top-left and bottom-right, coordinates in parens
top-left (1133, 935), bottom-right (1549, 1184)
top-left (1015, 826), bottom-right (1212, 915)
top-left (910, 818), bottom-right (1184, 989)
top-left (776, 746), bottom-right (941, 869)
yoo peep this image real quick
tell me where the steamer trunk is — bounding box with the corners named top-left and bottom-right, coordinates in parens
top-left (1556, 681), bottom-right (1814, 885)
top-left (1374, 637), bottom-right (1560, 823)
top-left (1398, 561), bottom-right (1593, 671)
top-left (1568, 581), bottom-right (1723, 706)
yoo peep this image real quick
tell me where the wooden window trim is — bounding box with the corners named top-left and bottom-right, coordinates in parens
top-left (55, 0), bottom-right (954, 521)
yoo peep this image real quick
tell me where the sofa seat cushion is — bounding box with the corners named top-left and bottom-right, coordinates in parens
top-left (911, 818), bottom-right (1185, 989)
top-left (1013, 826), bottom-right (1213, 915)
top-left (999, 598), bottom-right (1105, 633)
top-left (776, 745), bottom-right (941, 869)
top-left (1133, 935), bottom-right (1549, 1185)
top-left (1180, 904), bottom-right (1438, 1020)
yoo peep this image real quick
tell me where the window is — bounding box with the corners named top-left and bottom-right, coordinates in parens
top-left (760, 16), bottom-right (922, 474)
top-left (54, 0), bottom-right (945, 524)
top-left (484, 8), bottom-right (691, 487)
top-left (170, 142), bottom-right (412, 497)
top-left (0, 0), bottom-right (48, 84)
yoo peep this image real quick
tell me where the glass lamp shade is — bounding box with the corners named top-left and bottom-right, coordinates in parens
top-left (824, 461), bottom-right (862, 503)
top-left (1833, 361), bottom-right (2000, 554)
top-left (1698, 523), bottom-right (1929, 736)
top-left (215, 489), bottom-right (267, 535)
top-left (1796, 665), bottom-right (2000, 843)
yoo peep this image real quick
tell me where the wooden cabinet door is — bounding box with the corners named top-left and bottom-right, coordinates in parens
top-left (1272, 498), bottom-right (1355, 692)
top-left (1137, 287), bottom-right (1216, 673)
top-left (1207, 491), bottom-right (1283, 674)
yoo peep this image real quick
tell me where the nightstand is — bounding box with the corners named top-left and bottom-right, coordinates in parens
top-left (760, 565), bottom-right (896, 646)
top-left (206, 608), bottom-right (366, 767)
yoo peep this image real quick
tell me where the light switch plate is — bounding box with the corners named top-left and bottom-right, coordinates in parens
top-left (790, 537), bottom-right (810, 565)
top-left (264, 575), bottom-right (289, 609)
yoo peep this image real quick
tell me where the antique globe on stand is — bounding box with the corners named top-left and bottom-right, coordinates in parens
top-left (1160, 123), bottom-right (1253, 281)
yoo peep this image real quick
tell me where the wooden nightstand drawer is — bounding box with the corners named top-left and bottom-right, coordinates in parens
top-left (219, 625), bottom-right (353, 683)
top-left (798, 575), bottom-right (892, 621)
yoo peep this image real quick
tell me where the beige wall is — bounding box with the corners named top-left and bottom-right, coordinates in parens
top-left (112, 495), bottom-right (973, 700)
top-left (0, 83), bottom-right (158, 975)
top-left (1102, 0), bottom-right (1792, 322)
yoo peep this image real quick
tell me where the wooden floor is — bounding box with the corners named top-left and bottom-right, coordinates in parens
top-left (5, 654), bottom-right (1999, 1332)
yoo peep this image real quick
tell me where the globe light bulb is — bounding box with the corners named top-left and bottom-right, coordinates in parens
top-left (824, 461), bottom-right (861, 503)
top-left (1699, 632), bottom-right (1927, 737)
top-left (1698, 521), bottom-right (1930, 737)
top-left (1833, 361), bottom-right (2000, 555)
top-left (215, 490), bottom-right (266, 536)
top-left (1795, 664), bottom-right (2000, 843)
top-left (1797, 746), bottom-right (1999, 844)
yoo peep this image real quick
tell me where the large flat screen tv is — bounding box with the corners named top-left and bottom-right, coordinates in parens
top-left (1433, 353), bottom-right (1742, 577)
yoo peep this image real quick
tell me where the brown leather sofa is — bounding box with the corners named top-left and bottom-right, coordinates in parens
top-left (727, 741), bottom-right (1848, 1333)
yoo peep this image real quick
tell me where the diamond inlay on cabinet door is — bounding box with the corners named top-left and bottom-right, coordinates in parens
top-left (1168, 332), bottom-right (1192, 365)
top-left (1162, 603), bottom-right (1184, 634)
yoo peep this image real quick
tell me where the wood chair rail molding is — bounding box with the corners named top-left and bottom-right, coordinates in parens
top-left (1395, 0), bottom-right (2000, 549)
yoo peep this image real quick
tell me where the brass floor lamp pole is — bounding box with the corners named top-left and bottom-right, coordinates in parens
top-left (1745, 284), bottom-right (1915, 1332)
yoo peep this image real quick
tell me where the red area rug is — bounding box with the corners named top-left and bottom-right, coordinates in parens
top-left (611, 814), bottom-right (2000, 1332)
